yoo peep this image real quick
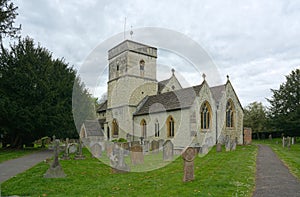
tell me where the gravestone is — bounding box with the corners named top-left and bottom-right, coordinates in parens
top-left (110, 144), bottom-right (130, 173)
top-left (151, 140), bottom-right (159, 154)
top-left (287, 136), bottom-right (291, 150)
top-left (231, 140), bottom-right (236, 151)
top-left (225, 136), bottom-right (231, 152)
top-left (282, 137), bottom-right (286, 148)
top-left (163, 140), bottom-right (174, 161)
top-left (243, 128), bottom-right (252, 145)
top-left (130, 145), bottom-right (144, 165)
top-left (269, 134), bottom-right (272, 140)
top-left (68, 143), bottom-right (77, 154)
top-left (201, 144), bottom-right (208, 154)
top-left (122, 142), bottom-right (130, 156)
top-left (182, 147), bottom-right (196, 182)
top-left (158, 139), bottom-right (164, 150)
top-left (74, 140), bottom-right (85, 160)
top-left (106, 142), bottom-right (114, 157)
top-left (131, 141), bottom-right (140, 147)
top-left (291, 137), bottom-right (295, 145)
top-left (44, 139), bottom-right (66, 178)
top-left (143, 140), bottom-right (150, 153)
top-left (216, 143), bottom-right (222, 152)
top-left (61, 138), bottom-right (70, 160)
top-left (91, 143), bottom-right (102, 158)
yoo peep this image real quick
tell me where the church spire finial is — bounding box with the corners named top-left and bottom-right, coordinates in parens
top-left (171, 68), bottom-right (175, 75)
top-left (227, 75), bottom-right (229, 81)
top-left (202, 73), bottom-right (206, 81)
top-left (130, 26), bottom-right (133, 39)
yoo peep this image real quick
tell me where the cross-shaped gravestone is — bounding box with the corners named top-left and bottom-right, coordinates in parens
top-left (44, 139), bottom-right (66, 178)
top-left (182, 147), bottom-right (196, 182)
top-left (74, 139), bottom-right (85, 160)
top-left (61, 138), bottom-right (70, 160)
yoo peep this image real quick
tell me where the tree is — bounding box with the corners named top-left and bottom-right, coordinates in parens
top-left (0, 37), bottom-right (92, 148)
top-left (0, 0), bottom-right (21, 43)
top-left (267, 69), bottom-right (300, 134)
top-left (243, 102), bottom-right (267, 138)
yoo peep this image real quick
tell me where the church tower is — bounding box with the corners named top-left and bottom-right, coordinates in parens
top-left (106, 40), bottom-right (158, 140)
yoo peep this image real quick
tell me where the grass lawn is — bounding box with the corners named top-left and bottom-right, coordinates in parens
top-left (253, 138), bottom-right (300, 180)
top-left (1, 145), bottom-right (257, 197)
top-left (0, 148), bottom-right (40, 163)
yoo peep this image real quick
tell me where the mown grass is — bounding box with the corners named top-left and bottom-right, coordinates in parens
top-left (1, 145), bottom-right (257, 197)
top-left (0, 148), bottom-right (40, 163)
top-left (253, 138), bottom-right (300, 180)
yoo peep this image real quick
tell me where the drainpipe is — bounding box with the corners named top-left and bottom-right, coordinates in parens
top-left (216, 104), bottom-right (219, 144)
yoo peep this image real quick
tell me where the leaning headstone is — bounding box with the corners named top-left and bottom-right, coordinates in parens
top-left (110, 144), bottom-right (130, 173)
top-left (151, 140), bottom-right (159, 154)
top-left (44, 139), bottom-right (66, 178)
top-left (182, 147), bottom-right (196, 182)
top-left (74, 140), bottom-right (85, 160)
top-left (130, 145), bottom-right (144, 165)
top-left (91, 143), bottom-right (102, 158)
top-left (163, 140), bottom-right (174, 161)
top-left (216, 143), bottom-right (222, 152)
top-left (61, 138), bottom-right (70, 160)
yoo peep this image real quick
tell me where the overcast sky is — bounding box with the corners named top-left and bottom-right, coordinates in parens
top-left (12, 0), bottom-right (300, 107)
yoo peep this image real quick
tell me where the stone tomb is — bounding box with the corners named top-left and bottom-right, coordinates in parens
top-left (151, 140), bottom-right (159, 154)
top-left (182, 147), bottom-right (196, 182)
top-left (44, 139), bottom-right (66, 178)
top-left (91, 143), bottom-right (102, 158)
top-left (130, 145), bottom-right (144, 165)
top-left (163, 140), bottom-right (174, 161)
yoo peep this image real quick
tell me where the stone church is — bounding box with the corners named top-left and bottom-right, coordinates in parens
top-left (95, 39), bottom-right (243, 149)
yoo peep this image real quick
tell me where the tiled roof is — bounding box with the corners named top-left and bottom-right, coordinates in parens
top-left (210, 85), bottom-right (225, 105)
top-left (134, 84), bottom-right (203, 116)
top-left (97, 100), bottom-right (107, 112)
top-left (83, 120), bottom-right (104, 137)
top-left (157, 78), bottom-right (171, 93)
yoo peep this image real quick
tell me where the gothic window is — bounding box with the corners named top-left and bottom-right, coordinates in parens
top-left (155, 119), bottom-right (160, 137)
top-left (167, 116), bottom-right (175, 138)
top-left (112, 119), bottom-right (119, 136)
top-left (226, 100), bottom-right (234, 128)
top-left (141, 119), bottom-right (147, 138)
top-left (200, 101), bottom-right (212, 130)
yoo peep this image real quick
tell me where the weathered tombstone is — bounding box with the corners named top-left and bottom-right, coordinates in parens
top-left (291, 137), bottom-right (295, 145)
top-left (225, 136), bottom-right (231, 152)
top-left (91, 143), bottom-right (102, 158)
top-left (243, 128), bottom-right (252, 145)
top-left (110, 144), bottom-right (130, 173)
top-left (68, 143), bottom-right (77, 154)
top-left (201, 144), bottom-right (208, 154)
top-left (269, 134), bottom-right (272, 140)
top-left (282, 137), bottom-right (286, 148)
top-left (231, 140), bottom-right (236, 151)
top-left (130, 145), bottom-right (144, 165)
top-left (106, 142), bottom-right (114, 157)
top-left (74, 140), bottom-right (85, 160)
top-left (151, 140), bottom-right (159, 154)
top-left (216, 143), bottom-right (222, 152)
top-left (163, 140), bottom-right (174, 161)
top-left (44, 139), bottom-right (66, 178)
top-left (158, 139), bottom-right (164, 150)
top-left (182, 147), bottom-right (196, 182)
top-left (122, 142), bottom-right (130, 156)
top-left (143, 140), bottom-right (150, 153)
top-left (61, 138), bottom-right (70, 160)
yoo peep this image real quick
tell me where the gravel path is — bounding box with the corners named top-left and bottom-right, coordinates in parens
top-left (253, 144), bottom-right (300, 197)
top-left (0, 150), bottom-right (52, 183)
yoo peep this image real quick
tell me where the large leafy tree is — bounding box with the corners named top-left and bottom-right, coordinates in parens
top-left (0, 0), bottom-right (21, 43)
top-left (267, 69), bottom-right (300, 134)
top-left (243, 102), bottom-right (267, 138)
top-left (0, 37), bottom-right (92, 148)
